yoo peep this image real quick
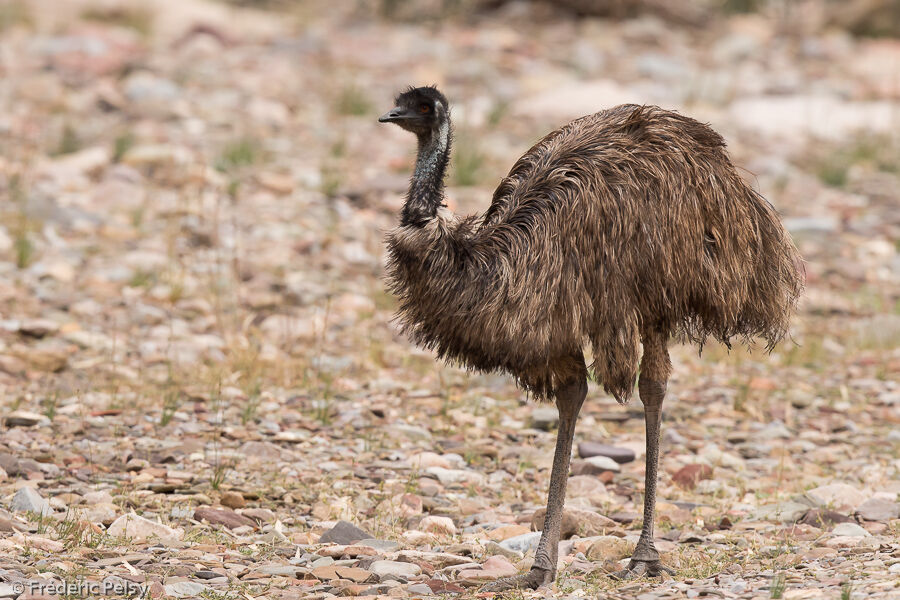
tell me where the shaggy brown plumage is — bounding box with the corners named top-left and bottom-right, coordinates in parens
top-left (386, 102), bottom-right (803, 402)
top-left (379, 86), bottom-right (803, 588)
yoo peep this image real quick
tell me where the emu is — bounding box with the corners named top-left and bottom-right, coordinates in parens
top-left (378, 86), bottom-right (803, 589)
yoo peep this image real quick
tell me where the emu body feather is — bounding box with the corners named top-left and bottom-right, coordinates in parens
top-left (386, 103), bottom-right (804, 402)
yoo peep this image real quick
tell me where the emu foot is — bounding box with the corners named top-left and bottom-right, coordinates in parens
top-left (481, 567), bottom-right (554, 593)
top-left (612, 559), bottom-right (675, 580)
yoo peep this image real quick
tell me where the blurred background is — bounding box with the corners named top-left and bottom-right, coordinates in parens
top-left (0, 0), bottom-right (898, 596)
top-left (1, 0), bottom-right (897, 399)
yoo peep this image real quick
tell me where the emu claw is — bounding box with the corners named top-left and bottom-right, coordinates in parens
top-left (481, 568), bottom-right (554, 593)
top-left (612, 559), bottom-right (675, 580)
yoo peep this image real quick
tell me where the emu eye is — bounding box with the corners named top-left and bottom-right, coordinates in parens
top-left (419, 104), bottom-right (430, 114)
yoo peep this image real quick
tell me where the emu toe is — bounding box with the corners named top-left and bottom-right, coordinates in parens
top-left (480, 567), bottom-right (555, 592)
top-left (612, 558), bottom-right (675, 580)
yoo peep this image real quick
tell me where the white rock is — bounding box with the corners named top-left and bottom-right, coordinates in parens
top-left (164, 582), bottom-right (209, 598)
top-left (567, 475), bottom-right (607, 498)
top-left (515, 80), bottom-right (649, 120)
top-left (498, 531), bottom-right (541, 553)
top-left (806, 483), bottom-right (867, 510)
top-left (729, 95), bottom-right (898, 140)
top-left (425, 467), bottom-right (484, 486)
top-left (107, 512), bottom-right (182, 541)
top-left (831, 522), bottom-right (870, 537)
top-left (408, 452), bottom-right (450, 470)
top-left (419, 515), bottom-right (456, 536)
top-left (370, 560), bottom-right (421, 579)
top-left (584, 455), bottom-right (621, 472)
top-left (10, 487), bottom-right (53, 516)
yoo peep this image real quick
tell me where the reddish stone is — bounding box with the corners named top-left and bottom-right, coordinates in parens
top-left (193, 507), bottom-right (257, 530)
top-left (671, 464), bottom-right (713, 489)
top-left (427, 579), bottom-right (465, 593)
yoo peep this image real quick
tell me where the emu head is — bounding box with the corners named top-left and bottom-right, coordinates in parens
top-left (378, 85), bottom-right (449, 137)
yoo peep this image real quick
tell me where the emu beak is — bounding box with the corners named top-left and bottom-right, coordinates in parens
top-left (378, 107), bottom-right (412, 123)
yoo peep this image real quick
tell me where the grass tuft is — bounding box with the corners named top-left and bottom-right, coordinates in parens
top-left (451, 130), bottom-right (484, 186)
top-left (337, 84), bottom-right (373, 116)
top-left (81, 6), bottom-right (153, 36)
top-left (0, 0), bottom-right (31, 32)
top-left (216, 138), bottom-right (260, 173)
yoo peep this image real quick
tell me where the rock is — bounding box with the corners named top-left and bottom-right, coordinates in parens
top-left (77, 502), bottom-right (119, 525)
top-left (318, 520), bottom-right (371, 545)
top-left (241, 508), bottom-right (275, 523)
top-left (239, 441), bottom-right (292, 461)
top-left (672, 464), bottom-right (714, 490)
top-left (585, 536), bottom-right (633, 561)
top-left (220, 491), bottom-right (245, 509)
top-left (498, 531), bottom-right (541, 553)
top-left (107, 512), bottom-right (182, 541)
top-left (425, 466), bottom-right (485, 486)
top-left (487, 524), bottom-right (530, 541)
top-left (83, 490), bottom-right (114, 504)
top-left (831, 522), bottom-right (870, 537)
top-left (610, 511), bottom-right (639, 523)
top-left (750, 501), bottom-right (810, 523)
top-left (370, 560), bottom-right (421, 580)
top-left (17, 319), bottom-right (60, 338)
top-left (736, 442), bottom-right (771, 458)
top-left (419, 515), bottom-right (457, 536)
top-left (407, 583), bottom-right (433, 595)
top-left (408, 452), bottom-right (450, 470)
top-left (855, 497), bottom-right (900, 522)
top-left (10, 487), bottom-right (53, 517)
top-left (695, 479), bottom-right (725, 495)
top-left (514, 80), bottom-right (642, 120)
top-left (123, 71), bottom-right (181, 103)
top-left (193, 507), bottom-right (256, 530)
top-left (426, 579), bottom-right (466, 593)
top-left (532, 507), bottom-right (616, 538)
top-left (530, 406), bottom-right (559, 430)
top-left (797, 509), bottom-right (854, 527)
top-left (571, 459), bottom-right (617, 477)
top-left (756, 421), bottom-right (793, 440)
top-left (5, 411), bottom-right (46, 427)
top-left (358, 538), bottom-right (401, 551)
top-left (12, 533), bottom-right (62, 552)
top-left (484, 541), bottom-right (522, 559)
top-left (583, 455), bottom-right (621, 472)
top-left (566, 475), bottom-right (607, 498)
top-left (337, 567), bottom-right (375, 582)
top-left (806, 483), bottom-right (868, 510)
top-left (577, 442), bottom-right (635, 464)
top-left (378, 493), bottom-right (422, 519)
top-left (786, 389), bottom-right (814, 408)
top-left (456, 555), bottom-right (517, 583)
top-left (164, 581), bottom-right (209, 598)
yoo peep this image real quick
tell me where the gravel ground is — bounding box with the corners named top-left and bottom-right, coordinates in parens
top-left (0, 1), bottom-right (898, 599)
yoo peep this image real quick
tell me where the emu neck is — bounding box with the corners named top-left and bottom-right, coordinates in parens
top-left (402, 121), bottom-right (451, 227)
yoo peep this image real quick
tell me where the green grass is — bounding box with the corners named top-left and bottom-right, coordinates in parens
top-left (81, 6), bottom-right (153, 36)
top-left (812, 134), bottom-right (899, 188)
top-left (7, 175), bottom-right (39, 269)
top-left (842, 581), bottom-right (853, 600)
top-left (451, 130), bottom-right (485, 186)
top-left (770, 572), bottom-right (786, 599)
top-left (0, 0), bottom-right (31, 32)
top-left (337, 84), bottom-right (373, 116)
top-left (54, 124), bottom-right (81, 156)
top-left (215, 138), bottom-right (260, 172)
top-left (112, 132), bottom-right (136, 163)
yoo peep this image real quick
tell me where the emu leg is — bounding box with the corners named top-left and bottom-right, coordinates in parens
top-left (614, 376), bottom-right (675, 579)
top-left (482, 377), bottom-right (587, 592)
